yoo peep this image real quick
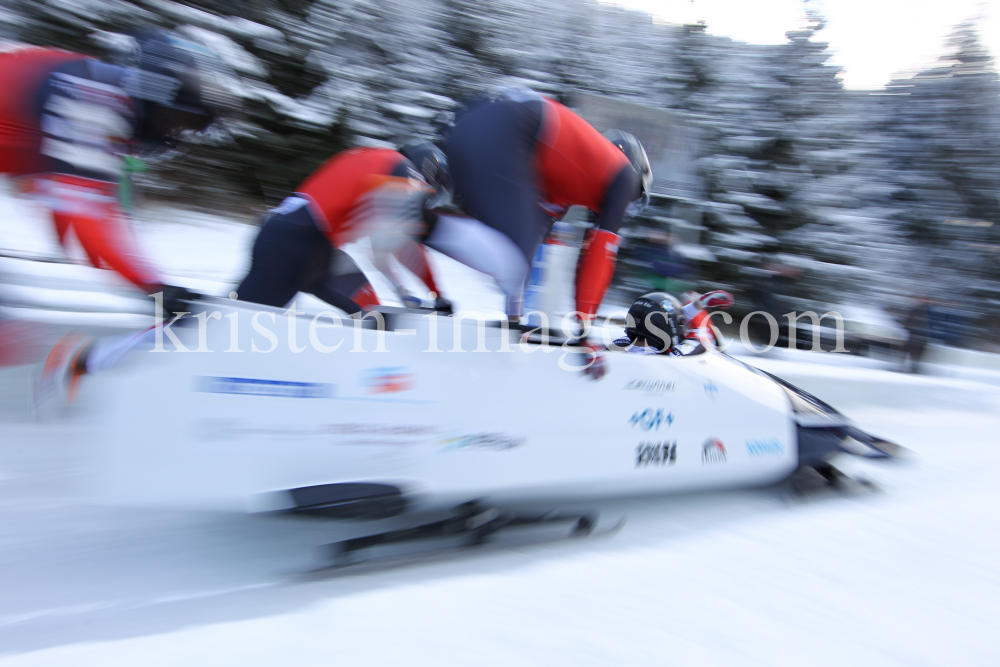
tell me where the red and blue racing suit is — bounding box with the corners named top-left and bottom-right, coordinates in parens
top-left (438, 88), bottom-right (640, 318)
top-left (0, 46), bottom-right (162, 289)
top-left (235, 147), bottom-right (441, 314)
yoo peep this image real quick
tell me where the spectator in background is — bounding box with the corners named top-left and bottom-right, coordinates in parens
top-left (638, 230), bottom-right (689, 295)
top-left (745, 258), bottom-right (803, 349)
top-left (900, 297), bottom-right (932, 373)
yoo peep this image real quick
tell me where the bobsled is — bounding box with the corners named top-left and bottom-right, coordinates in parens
top-left (83, 298), bottom-right (903, 524)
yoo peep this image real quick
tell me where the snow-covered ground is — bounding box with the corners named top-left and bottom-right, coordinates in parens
top-left (2, 198), bottom-right (999, 665)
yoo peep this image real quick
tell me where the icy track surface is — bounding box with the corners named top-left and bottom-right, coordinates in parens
top-left (1, 199), bottom-right (999, 665)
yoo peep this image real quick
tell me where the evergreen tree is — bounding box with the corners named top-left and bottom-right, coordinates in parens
top-left (877, 21), bottom-right (1000, 298)
top-left (7, 0), bottom-right (999, 330)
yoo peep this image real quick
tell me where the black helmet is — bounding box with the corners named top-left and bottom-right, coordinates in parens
top-left (625, 292), bottom-right (685, 352)
top-left (118, 29), bottom-right (234, 145)
top-left (603, 130), bottom-right (652, 215)
top-left (399, 141), bottom-right (452, 207)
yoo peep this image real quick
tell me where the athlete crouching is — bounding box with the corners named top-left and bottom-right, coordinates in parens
top-left (609, 290), bottom-right (734, 356)
top-left (35, 143), bottom-right (453, 408)
top-left (235, 142), bottom-right (453, 315)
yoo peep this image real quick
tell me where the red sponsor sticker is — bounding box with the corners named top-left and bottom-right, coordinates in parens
top-left (363, 367), bottom-right (414, 394)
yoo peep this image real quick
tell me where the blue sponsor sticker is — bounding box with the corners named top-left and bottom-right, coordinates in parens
top-left (438, 432), bottom-right (525, 452)
top-left (197, 376), bottom-right (334, 399)
top-left (629, 408), bottom-right (673, 431)
top-left (746, 438), bottom-right (785, 457)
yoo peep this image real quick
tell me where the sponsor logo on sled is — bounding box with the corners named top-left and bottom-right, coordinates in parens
top-left (636, 441), bottom-right (677, 467)
top-left (624, 379), bottom-right (675, 394)
top-left (439, 432), bottom-right (525, 452)
top-left (629, 408), bottom-right (673, 431)
top-left (196, 420), bottom-right (437, 444)
top-left (703, 381), bottom-right (719, 399)
top-left (197, 376), bottom-right (333, 399)
top-left (362, 367), bottom-right (414, 394)
top-left (322, 423), bottom-right (438, 438)
top-left (701, 438), bottom-right (727, 464)
top-left (746, 438), bottom-right (785, 458)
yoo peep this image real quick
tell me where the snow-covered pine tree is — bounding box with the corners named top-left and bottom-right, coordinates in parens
top-left (875, 21), bottom-right (1000, 306)
top-left (8, 0), bottom-right (998, 334)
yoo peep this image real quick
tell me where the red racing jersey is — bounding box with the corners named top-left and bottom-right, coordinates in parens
top-left (0, 46), bottom-right (91, 175)
top-left (0, 46), bottom-right (162, 290)
top-left (296, 147), bottom-right (412, 247)
top-left (534, 98), bottom-right (631, 213)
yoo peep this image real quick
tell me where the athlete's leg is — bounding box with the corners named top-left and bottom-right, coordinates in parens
top-left (235, 198), bottom-right (331, 309)
top-left (305, 248), bottom-right (380, 315)
top-left (40, 176), bottom-right (162, 289)
top-left (444, 98), bottom-right (550, 317)
top-left (424, 214), bottom-right (529, 316)
top-left (37, 321), bottom-right (182, 409)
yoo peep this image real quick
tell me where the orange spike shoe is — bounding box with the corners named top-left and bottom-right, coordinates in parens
top-left (36, 332), bottom-right (92, 411)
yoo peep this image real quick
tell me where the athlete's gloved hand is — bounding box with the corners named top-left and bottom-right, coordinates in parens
top-left (698, 290), bottom-right (734, 310)
top-left (683, 290), bottom-right (734, 310)
top-left (566, 337), bottom-right (607, 381)
top-left (583, 342), bottom-right (607, 381)
top-left (151, 284), bottom-right (202, 320)
top-left (432, 296), bottom-right (454, 315)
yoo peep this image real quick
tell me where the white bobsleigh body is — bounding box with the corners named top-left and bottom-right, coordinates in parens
top-left (83, 301), bottom-right (880, 515)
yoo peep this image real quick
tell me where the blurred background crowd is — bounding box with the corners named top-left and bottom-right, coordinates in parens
top-left (2, 0), bottom-right (999, 355)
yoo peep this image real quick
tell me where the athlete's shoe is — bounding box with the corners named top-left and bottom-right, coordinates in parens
top-left (432, 296), bottom-right (454, 315)
top-left (34, 333), bottom-right (92, 413)
top-left (398, 291), bottom-right (424, 309)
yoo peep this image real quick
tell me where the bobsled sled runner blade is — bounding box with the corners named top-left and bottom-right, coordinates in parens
top-left (783, 461), bottom-right (880, 505)
top-left (287, 483), bottom-right (407, 519)
top-left (302, 503), bottom-right (625, 577)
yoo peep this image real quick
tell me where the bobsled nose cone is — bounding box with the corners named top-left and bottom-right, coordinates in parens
top-left (860, 436), bottom-right (910, 459)
top-left (841, 427), bottom-right (911, 460)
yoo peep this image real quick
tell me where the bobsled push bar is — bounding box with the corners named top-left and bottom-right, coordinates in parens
top-left (489, 321), bottom-right (593, 347)
top-left (361, 306), bottom-right (590, 347)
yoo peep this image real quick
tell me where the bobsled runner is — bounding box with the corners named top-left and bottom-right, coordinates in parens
top-left (78, 298), bottom-right (905, 567)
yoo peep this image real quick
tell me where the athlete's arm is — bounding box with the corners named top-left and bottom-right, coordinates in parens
top-left (594, 165), bottom-right (640, 235)
top-left (393, 240), bottom-right (441, 296)
top-left (574, 165), bottom-right (641, 320)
